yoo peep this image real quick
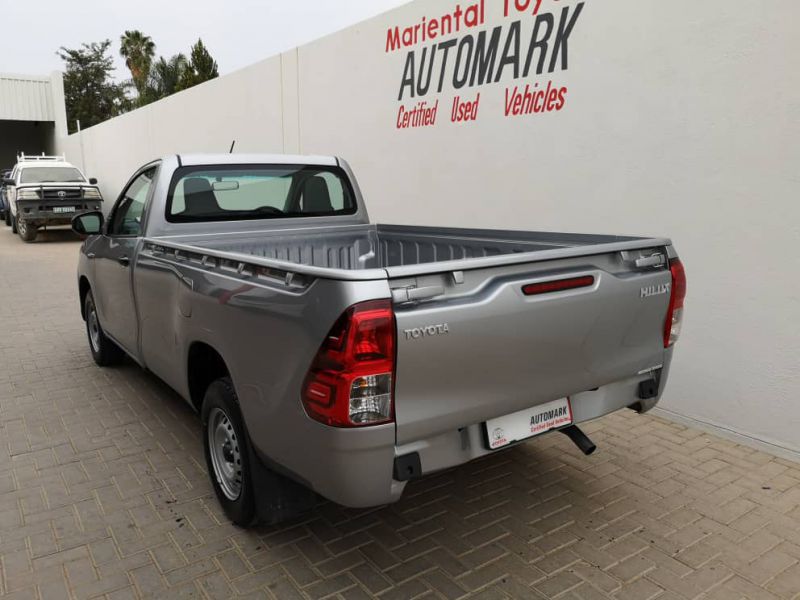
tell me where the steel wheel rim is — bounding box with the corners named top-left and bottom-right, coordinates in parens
top-left (88, 305), bottom-right (101, 353)
top-left (17, 220), bottom-right (26, 235)
top-left (207, 407), bottom-right (242, 501)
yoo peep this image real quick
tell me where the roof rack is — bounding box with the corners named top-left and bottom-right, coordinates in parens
top-left (17, 152), bottom-right (66, 163)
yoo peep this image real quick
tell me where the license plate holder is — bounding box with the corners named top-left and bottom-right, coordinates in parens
top-left (484, 397), bottom-right (573, 450)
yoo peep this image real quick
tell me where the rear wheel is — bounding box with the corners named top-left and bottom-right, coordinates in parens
top-left (17, 219), bottom-right (37, 242)
top-left (202, 378), bottom-right (256, 526)
top-left (84, 290), bottom-right (125, 366)
top-left (11, 214), bottom-right (17, 233)
top-left (4, 210), bottom-right (9, 226)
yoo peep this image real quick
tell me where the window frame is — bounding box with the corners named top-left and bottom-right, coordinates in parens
top-left (164, 164), bottom-right (358, 224)
top-left (106, 164), bottom-right (159, 238)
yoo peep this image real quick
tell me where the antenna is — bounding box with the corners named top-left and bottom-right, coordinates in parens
top-left (229, 140), bottom-right (236, 154)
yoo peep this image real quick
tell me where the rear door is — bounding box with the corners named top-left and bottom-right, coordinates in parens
top-left (93, 165), bottom-right (158, 356)
top-left (391, 249), bottom-right (671, 444)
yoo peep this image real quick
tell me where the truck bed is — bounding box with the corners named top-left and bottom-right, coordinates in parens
top-left (161, 224), bottom-right (669, 278)
top-left (143, 221), bottom-right (674, 446)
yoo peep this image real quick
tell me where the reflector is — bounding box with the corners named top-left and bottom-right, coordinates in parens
top-left (522, 275), bottom-right (595, 296)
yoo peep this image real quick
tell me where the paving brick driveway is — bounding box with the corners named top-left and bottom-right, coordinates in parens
top-left (0, 229), bottom-right (799, 600)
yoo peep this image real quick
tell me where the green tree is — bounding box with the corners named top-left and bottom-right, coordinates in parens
top-left (119, 30), bottom-right (156, 99)
top-left (144, 54), bottom-right (189, 102)
top-left (179, 38), bottom-right (219, 90)
top-left (57, 40), bottom-right (130, 134)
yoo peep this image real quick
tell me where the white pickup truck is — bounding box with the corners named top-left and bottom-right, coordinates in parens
top-left (72, 154), bottom-right (686, 526)
top-left (4, 154), bottom-right (103, 242)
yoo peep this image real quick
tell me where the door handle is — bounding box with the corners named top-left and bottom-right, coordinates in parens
top-left (118, 256), bottom-right (130, 267)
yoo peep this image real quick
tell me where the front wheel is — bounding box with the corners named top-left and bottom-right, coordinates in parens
top-left (11, 214), bottom-right (17, 233)
top-left (17, 219), bottom-right (37, 242)
top-left (202, 378), bottom-right (256, 526)
top-left (84, 291), bottom-right (125, 366)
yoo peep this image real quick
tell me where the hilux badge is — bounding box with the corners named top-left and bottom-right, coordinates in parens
top-left (641, 283), bottom-right (670, 298)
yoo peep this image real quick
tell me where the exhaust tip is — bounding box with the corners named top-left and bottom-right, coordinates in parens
top-left (561, 425), bottom-right (597, 456)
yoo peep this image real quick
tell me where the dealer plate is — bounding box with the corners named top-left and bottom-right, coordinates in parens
top-left (53, 206), bottom-right (75, 213)
top-left (485, 397), bottom-right (573, 450)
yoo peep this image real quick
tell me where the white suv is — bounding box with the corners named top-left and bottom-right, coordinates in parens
top-left (4, 154), bottom-right (103, 242)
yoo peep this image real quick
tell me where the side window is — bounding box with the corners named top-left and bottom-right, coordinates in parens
top-left (109, 167), bottom-right (156, 236)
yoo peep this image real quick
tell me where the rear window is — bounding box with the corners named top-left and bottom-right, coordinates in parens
top-left (19, 166), bottom-right (85, 183)
top-left (166, 164), bottom-right (357, 222)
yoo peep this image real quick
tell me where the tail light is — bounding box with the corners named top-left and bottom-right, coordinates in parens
top-left (664, 258), bottom-right (687, 347)
top-left (302, 300), bottom-right (396, 427)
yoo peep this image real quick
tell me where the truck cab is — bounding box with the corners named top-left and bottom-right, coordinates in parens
top-left (5, 154), bottom-right (103, 242)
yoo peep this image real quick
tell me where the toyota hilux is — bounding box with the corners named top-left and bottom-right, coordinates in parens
top-left (72, 154), bottom-right (687, 526)
top-left (4, 154), bottom-right (103, 242)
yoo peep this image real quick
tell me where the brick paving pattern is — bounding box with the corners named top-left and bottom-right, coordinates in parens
top-left (0, 229), bottom-right (799, 599)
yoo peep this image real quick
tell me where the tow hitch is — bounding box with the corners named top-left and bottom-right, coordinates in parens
top-left (561, 425), bottom-right (597, 455)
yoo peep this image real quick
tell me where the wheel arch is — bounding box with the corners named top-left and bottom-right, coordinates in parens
top-left (79, 276), bottom-right (91, 320)
top-left (187, 342), bottom-right (231, 412)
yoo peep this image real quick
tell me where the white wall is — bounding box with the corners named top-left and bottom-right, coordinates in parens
top-left (59, 0), bottom-right (800, 456)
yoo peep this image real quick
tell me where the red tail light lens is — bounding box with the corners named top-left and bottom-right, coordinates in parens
top-left (302, 300), bottom-right (396, 427)
top-left (664, 258), bottom-right (687, 347)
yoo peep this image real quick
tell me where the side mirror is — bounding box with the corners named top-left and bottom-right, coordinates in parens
top-left (3, 177), bottom-right (13, 185)
top-left (88, 178), bottom-right (98, 185)
top-left (72, 211), bottom-right (104, 236)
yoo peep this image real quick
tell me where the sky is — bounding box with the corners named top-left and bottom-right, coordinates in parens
top-left (0, 0), bottom-right (409, 79)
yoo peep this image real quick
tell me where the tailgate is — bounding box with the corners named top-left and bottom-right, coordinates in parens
top-left (391, 248), bottom-right (671, 444)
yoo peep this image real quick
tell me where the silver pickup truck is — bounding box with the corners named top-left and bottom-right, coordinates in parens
top-left (72, 154), bottom-right (686, 526)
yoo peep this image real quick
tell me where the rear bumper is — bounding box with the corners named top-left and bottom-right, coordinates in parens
top-left (260, 421), bottom-right (404, 509)
top-left (16, 199), bottom-right (102, 226)
top-left (284, 350), bottom-right (673, 508)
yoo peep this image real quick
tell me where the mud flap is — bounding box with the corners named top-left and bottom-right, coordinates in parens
top-left (247, 444), bottom-right (318, 526)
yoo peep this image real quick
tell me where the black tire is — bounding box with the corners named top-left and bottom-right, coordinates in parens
top-left (17, 219), bottom-right (37, 242)
top-left (84, 290), bottom-right (125, 366)
top-left (11, 214), bottom-right (17, 234)
top-left (4, 210), bottom-right (9, 226)
top-left (202, 378), bottom-right (257, 527)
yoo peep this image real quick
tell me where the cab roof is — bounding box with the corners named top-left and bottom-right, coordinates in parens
top-left (175, 153), bottom-right (338, 167)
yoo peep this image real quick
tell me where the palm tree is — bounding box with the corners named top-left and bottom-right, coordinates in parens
top-left (146, 54), bottom-right (189, 101)
top-left (120, 30), bottom-right (155, 98)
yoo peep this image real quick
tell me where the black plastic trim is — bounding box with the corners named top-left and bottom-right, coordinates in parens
top-left (393, 453), bottom-right (422, 481)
